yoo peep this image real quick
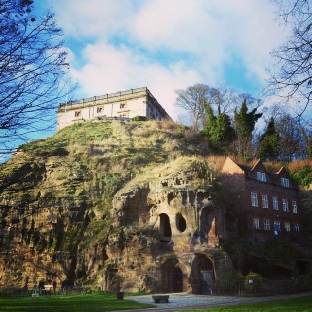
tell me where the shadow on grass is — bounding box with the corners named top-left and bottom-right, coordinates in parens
top-left (0, 293), bottom-right (155, 312)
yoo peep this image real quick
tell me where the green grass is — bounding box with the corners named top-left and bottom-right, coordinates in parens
top-left (176, 295), bottom-right (312, 312)
top-left (1, 294), bottom-right (311, 312)
top-left (0, 293), bottom-right (155, 312)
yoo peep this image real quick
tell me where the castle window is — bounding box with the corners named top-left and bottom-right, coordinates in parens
top-left (294, 223), bottom-right (300, 232)
top-left (263, 219), bottom-right (270, 231)
top-left (262, 195), bottom-right (268, 208)
top-left (75, 111), bottom-right (81, 117)
top-left (281, 178), bottom-right (289, 187)
top-left (97, 107), bottom-right (102, 113)
top-left (273, 197), bottom-right (279, 210)
top-left (285, 222), bottom-right (291, 232)
top-left (292, 201), bottom-right (298, 213)
top-left (251, 192), bottom-right (258, 207)
top-left (257, 172), bottom-right (266, 182)
top-left (282, 199), bottom-right (289, 212)
top-left (120, 103), bottom-right (126, 109)
top-left (253, 218), bottom-right (260, 229)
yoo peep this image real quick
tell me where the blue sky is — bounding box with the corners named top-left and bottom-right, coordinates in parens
top-left (34, 0), bottom-right (289, 122)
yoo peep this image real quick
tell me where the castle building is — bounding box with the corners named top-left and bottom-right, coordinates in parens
top-left (57, 87), bottom-right (171, 130)
top-left (221, 157), bottom-right (301, 239)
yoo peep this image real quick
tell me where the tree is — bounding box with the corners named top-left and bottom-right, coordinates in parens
top-left (203, 104), bottom-right (236, 154)
top-left (234, 100), bottom-right (262, 158)
top-left (206, 83), bottom-right (238, 115)
top-left (267, 0), bottom-right (312, 113)
top-left (174, 83), bottom-right (210, 130)
top-left (275, 114), bottom-right (307, 161)
top-left (258, 117), bottom-right (280, 161)
top-left (0, 0), bottom-right (72, 155)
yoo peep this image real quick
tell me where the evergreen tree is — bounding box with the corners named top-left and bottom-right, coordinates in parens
top-left (258, 117), bottom-right (280, 161)
top-left (203, 105), bottom-right (235, 153)
top-left (234, 100), bottom-right (262, 158)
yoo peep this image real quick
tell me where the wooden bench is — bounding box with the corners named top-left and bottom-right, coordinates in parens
top-left (152, 295), bottom-right (169, 303)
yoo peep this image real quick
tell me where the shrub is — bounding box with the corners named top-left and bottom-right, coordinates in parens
top-left (244, 272), bottom-right (263, 295)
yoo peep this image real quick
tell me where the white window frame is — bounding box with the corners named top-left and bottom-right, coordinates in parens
top-left (251, 192), bottom-right (258, 207)
top-left (273, 197), bottom-right (279, 210)
top-left (292, 201), bottom-right (298, 213)
top-left (263, 219), bottom-right (270, 231)
top-left (262, 195), bottom-right (268, 208)
top-left (253, 218), bottom-right (260, 229)
top-left (257, 171), bottom-right (266, 182)
top-left (281, 177), bottom-right (290, 188)
top-left (285, 222), bottom-right (291, 232)
top-left (282, 199), bottom-right (289, 212)
top-left (294, 224), bottom-right (300, 232)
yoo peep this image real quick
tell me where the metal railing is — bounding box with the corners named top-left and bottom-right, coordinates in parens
top-left (60, 87), bottom-right (148, 107)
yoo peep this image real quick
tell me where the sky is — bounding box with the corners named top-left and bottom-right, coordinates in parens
top-left (35, 0), bottom-right (289, 121)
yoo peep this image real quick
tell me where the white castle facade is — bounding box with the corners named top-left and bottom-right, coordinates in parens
top-left (57, 87), bottom-right (171, 130)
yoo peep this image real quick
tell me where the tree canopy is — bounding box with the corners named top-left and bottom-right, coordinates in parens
top-left (234, 100), bottom-right (262, 158)
top-left (0, 0), bottom-right (72, 155)
top-left (267, 0), bottom-right (312, 114)
top-left (258, 117), bottom-right (280, 161)
top-left (174, 83), bottom-right (209, 130)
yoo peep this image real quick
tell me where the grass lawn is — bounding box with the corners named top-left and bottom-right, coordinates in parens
top-left (1, 293), bottom-right (311, 312)
top-left (0, 293), bottom-right (155, 312)
top-left (176, 295), bottom-right (312, 312)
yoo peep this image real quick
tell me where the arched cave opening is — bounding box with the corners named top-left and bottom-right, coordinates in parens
top-left (240, 256), bottom-right (293, 278)
top-left (191, 255), bottom-right (214, 295)
top-left (159, 213), bottom-right (172, 243)
top-left (176, 213), bottom-right (186, 232)
top-left (161, 258), bottom-right (185, 293)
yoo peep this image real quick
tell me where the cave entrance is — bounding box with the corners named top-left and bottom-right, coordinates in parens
top-left (161, 258), bottom-right (185, 293)
top-left (191, 255), bottom-right (214, 295)
top-left (159, 213), bottom-right (172, 243)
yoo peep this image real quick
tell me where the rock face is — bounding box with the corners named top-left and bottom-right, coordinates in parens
top-left (0, 121), bottom-right (230, 294)
top-left (105, 162), bottom-right (229, 294)
top-left (0, 120), bottom-right (311, 294)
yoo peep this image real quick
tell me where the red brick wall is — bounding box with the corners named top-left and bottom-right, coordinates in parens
top-left (220, 157), bottom-right (301, 237)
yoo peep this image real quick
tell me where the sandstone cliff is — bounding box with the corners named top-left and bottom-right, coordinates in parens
top-left (0, 120), bottom-right (227, 293)
top-left (0, 120), bottom-right (311, 294)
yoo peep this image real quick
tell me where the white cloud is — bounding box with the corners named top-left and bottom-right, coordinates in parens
top-left (70, 43), bottom-right (201, 119)
top-left (42, 0), bottom-right (290, 120)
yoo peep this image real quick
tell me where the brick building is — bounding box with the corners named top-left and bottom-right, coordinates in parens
top-left (57, 87), bottom-right (171, 130)
top-left (221, 157), bottom-right (301, 239)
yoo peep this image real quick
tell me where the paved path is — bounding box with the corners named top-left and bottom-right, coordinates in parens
top-left (112, 291), bottom-right (312, 311)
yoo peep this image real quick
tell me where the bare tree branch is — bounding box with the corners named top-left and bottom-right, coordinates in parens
top-left (266, 0), bottom-right (312, 115)
top-left (0, 0), bottom-right (74, 156)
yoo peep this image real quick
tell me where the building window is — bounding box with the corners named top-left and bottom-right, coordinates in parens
top-left (282, 199), bottom-right (289, 212)
top-left (294, 224), bottom-right (300, 232)
top-left (253, 218), bottom-right (260, 229)
top-left (97, 107), bottom-right (102, 113)
top-left (74, 111), bottom-right (81, 117)
top-left (262, 195), bottom-right (268, 208)
top-left (257, 172), bottom-right (266, 182)
top-left (251, 192), bottom-right (258, 207)
top-left (120, 103), bottom-right (126, 109)
top-left (273, 197), bottom-right (279, 210)
top-left (285, 222), bottom-right (291, 232)
top-left (274, 221), bottom-right (281, 234)
top-left (292, 201), bottom-right (298, 213)
top-left (281, 178), bottom-right (290, 188)
top-left (263, 219), bottom-right (270, 231)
